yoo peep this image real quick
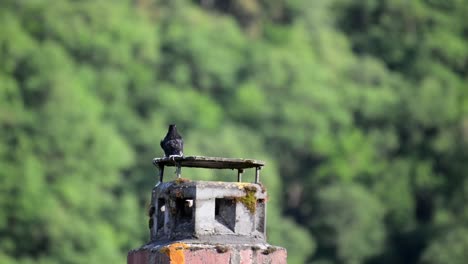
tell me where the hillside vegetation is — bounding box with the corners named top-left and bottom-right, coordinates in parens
top-left (1, 0), bottom-right (467, 263)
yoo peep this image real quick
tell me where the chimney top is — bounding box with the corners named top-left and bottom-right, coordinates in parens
top-left (127, 155), bottom-right (287, 264)
top-left (149, 180), bottom-right (267, 244)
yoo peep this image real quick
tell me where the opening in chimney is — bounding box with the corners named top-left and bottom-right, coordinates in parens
top-left (175, 198), bottom-right (194, 225)
top-left (255, 199), bottom-right (265, 233)
top-left (157, 198), bottom-right (166, 230)
top-left (215, 198), bottom-right (236, 232)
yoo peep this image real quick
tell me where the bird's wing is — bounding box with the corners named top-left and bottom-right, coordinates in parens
top-left (168, 139), bottom-right (183, 150)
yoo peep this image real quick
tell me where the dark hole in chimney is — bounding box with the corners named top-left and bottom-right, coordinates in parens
top-left (215, 198), bottom-right (236, 232)
top-left (256, 199), bottom-right (266, 233)
top-left (157, 198), bottom-right (165, 230)
top-left (175, 198), bottom-right (193, 223)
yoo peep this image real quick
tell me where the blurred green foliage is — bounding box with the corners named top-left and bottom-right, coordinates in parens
top-left (0, 0), bottom-right (467, 263)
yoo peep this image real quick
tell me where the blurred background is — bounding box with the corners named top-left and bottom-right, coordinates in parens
top-left (1, 0), bottom-right (467, 263)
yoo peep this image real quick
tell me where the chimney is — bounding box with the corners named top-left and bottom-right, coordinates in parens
top-left (127, 156), bottom-right (287, 264)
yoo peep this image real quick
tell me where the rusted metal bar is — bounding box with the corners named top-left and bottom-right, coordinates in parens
top-left (237, 169), bottom-right (244, 182)
top-left (158, 164), bottom-right (165, 182)
top-left (255, 166), bottom-right (261, 183)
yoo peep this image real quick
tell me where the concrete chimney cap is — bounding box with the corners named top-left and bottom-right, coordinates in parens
top-left (152, 156), bottom-right (265, 170)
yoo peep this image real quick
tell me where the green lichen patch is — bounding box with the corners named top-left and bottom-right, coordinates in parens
top-left (243, 185), bottom-right (257, 193)
top-left (237, 186), bottom-right (257, 214)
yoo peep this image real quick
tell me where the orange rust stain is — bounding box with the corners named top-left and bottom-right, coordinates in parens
top-left (162, 242), bottom-right (189, 264)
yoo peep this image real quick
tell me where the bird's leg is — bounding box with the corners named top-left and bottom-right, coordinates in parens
top-left (168, 154), bottom-right (182, 162)
top-left (169, 155), bottom-right (177, 173)
top-left (237, 169), bottom-right (244, 182)
top-left (255, 166), bottom-right (261, 183)
top-left (168, 155), bottom-right (182, 178)
top-left (176, 165), bottom-right (181, 178)
top-left (168, 155), bottom-right (183, 178)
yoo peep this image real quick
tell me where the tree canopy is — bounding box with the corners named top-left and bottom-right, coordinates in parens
top-left (1, 0), bottom-right (467, 263)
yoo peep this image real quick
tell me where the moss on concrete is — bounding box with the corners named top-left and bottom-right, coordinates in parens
top-left (237, 185), bottom-right (257, 214)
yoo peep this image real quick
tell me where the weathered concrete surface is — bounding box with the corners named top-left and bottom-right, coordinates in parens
top-left (150, 181), bottom-right (267, 243)
top-left (127, 242), bottom-right (287, 264)
top-left (130, 178), bottom-right (287, 264)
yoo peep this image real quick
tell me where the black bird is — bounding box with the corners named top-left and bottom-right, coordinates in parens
top-left (160, 124), bottom-right (184, 157)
